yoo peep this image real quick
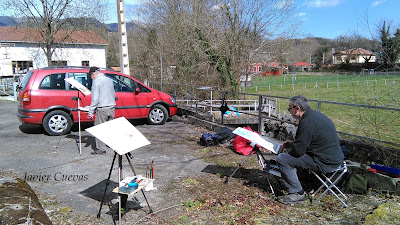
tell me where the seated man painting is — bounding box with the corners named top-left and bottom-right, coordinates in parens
top-left (276, 95), bottom-right (344, 204)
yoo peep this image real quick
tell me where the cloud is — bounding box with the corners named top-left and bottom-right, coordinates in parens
top-left (304, 0), bottom-right (341, 7)
top-left (274, 0), bottom-right (295, 9)
top-left (371, 0), bottom-right (387, 7)
top-left (298, 12), bottom-right (308, 21)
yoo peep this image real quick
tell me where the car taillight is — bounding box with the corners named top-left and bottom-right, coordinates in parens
top-left (22, 90), bottom-right (31, 104)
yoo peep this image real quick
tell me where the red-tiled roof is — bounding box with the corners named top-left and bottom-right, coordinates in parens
top-left (293, 62), bottom-right (311, 66)
top-left (0, 27), bottom-right (108, 45)
top-left (111, 67), bottom-right (121, 72)
top-left (333, 48), bottom-right (375, 56)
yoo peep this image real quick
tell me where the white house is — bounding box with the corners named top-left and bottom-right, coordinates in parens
top-left (0, 27), bottom-right (108, 76)
top-left (332, 48), bottom-right (376, 64)
top-left (240, 75), bottom-right (251, 87)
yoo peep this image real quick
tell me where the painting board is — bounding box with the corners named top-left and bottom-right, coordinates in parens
top-left (86, 117), bottom-right (151, 155)
top-left (233, 127), bottom-right (282, 154)
top-left (65, 77), bottom-right (91, 96)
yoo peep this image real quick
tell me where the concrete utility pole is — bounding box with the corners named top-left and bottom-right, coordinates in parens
top-left (116, 0), bottom-right (130, 75)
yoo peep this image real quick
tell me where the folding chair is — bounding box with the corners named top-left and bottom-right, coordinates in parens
top-left (310, 161), bottom-right (349, 207)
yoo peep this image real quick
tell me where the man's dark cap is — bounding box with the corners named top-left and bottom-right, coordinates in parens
top-left (88, 66), bottom-right (100, 75)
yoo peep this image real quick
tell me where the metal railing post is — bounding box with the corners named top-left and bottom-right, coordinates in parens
top-left (210, 88), bottom-right (213, 115)
top-left (258, 95), bottom-right (263, 133)
top-left (174, 83), bottom-right (177, 100)
top-left (195, 88), bottom-right (198, 114)
top-left (190, 85), bottom-right (193, 106)
top-left (13, 82), bottom-right (18, 101)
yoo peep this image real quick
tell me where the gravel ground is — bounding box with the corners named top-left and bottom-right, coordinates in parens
top-left (1, 97), bottom-right (399, 225)
top-left (0, 98), bottom-right (210, 224)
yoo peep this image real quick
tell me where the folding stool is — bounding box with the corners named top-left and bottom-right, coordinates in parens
top-left (310, 161), bottom-right (349, 207)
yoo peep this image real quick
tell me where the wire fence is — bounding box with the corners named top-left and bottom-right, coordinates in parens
top-left (148, 80), bottom-right (400, 152)
top-left (248, 71), bottom-right (399, 93)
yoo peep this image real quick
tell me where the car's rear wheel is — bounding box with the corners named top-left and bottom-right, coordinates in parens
top-left (147, 105), bottom-right (168, 125)
top-left (42, 110), bottom-right (72, 136)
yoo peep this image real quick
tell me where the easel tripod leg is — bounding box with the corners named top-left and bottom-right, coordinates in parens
top-left (125, 155), bottom-right (153, 214)
top-left (97, 153), bottom-right (117, 218)
top-left (224, 153), bottom-right (252, 183)
top-left (256, 150), bottom-right (278, 199)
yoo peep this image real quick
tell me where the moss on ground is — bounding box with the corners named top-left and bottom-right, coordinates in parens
top-left (0, 176), bottom-right (52, 225)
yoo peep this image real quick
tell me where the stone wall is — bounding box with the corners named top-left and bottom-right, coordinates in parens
top-left (262, 115), bottom-right (400, 195)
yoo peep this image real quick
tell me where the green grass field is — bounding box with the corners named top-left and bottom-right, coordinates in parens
top-left (246, 74), bottom-right (400, 147)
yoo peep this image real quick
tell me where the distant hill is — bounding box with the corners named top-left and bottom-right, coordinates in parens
top-left (0, 16), bottom-right (18, 26)
top-left (0, 16), bottom-right (136, 32)
top-left (106, 22), bottom-right (137, 32)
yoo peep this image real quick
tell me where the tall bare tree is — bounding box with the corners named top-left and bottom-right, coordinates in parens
top-left (133, 0), bottom-right (299, 94)
top-left (1, 0), bottom-right (108, 66)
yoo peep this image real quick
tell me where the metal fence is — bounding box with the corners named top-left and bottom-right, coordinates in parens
top-left (148, 81), bottom-right (400, 150)
top-left (0, 75), bottom-right (20, 101)
top-left (249, 71), bottom-right (399, 92)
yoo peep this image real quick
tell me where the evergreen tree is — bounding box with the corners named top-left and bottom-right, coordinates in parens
top-left (380, 21), bottom-right (400, 68)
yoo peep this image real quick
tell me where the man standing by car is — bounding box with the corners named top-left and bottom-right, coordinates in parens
top-left (276, 95), bottom-right (344, 204)
top-left (88, 66), bottom-right (116, 154)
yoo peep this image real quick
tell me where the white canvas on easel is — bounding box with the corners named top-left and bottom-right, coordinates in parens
top-left (87, 117), bottom-right (151, 223)
top-left (65, 77), bottom-right (91, 96)
top-left (85, 117), bottom-right (151, 155)
top-left (233, 127), bottom-right (282, 154)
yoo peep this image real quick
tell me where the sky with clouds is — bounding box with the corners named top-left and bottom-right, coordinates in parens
top-left (106, 0), bottom-right (399, 40)
top-left (296, 0), bottom-right (399, 39)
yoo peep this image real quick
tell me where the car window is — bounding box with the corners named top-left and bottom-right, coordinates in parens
top-left (107, 73), bottom-right (151, 93)
top-left (105, 74), bottom-right (135, 92)
top-left (19, 70), bottom-right (33, 90)
top-left (137, 83), bottom-right (151, 93)
top-left (39, 73), bottom-right (65, 90)
top-left (67, 73), bottom-right (90, 90)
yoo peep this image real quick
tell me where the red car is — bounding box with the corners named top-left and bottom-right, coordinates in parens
top-left (17, 66), bottom-right (177, 135)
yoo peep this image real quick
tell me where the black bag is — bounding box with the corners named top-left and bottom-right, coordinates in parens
top-left (200, 133), bottom-right (219, 146)
top-left (216, 127), bottom-right (236, 144)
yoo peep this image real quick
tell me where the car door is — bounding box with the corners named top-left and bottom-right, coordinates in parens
top-left (65, 73), bottom-right (92, 123)
top-left (105, 73), bottom-right (151, 119)
top-left (36, 73), bottom-right (68, 110)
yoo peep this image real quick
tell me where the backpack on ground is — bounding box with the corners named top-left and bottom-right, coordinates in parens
top-left (340, 163), bottom-right (368, 194)
top-left (199, 133), bottom-right (219, 146)
top-left (216, 127), bottom-right (236, 144)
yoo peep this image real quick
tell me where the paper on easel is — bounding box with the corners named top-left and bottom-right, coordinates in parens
top-left (233, 127), bottom-right (282, 154)
top-left (79, 106), bottom-right (90, 112)
top-left (65, 77), bottom-right (91, 96)
top-left (86, 117), bottom-right (151, 155)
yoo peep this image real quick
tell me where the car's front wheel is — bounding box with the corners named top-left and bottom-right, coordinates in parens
top-left (147, 105), bottom-right (168, 125)
top-left (42, 110), bottom-right (72, 136)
